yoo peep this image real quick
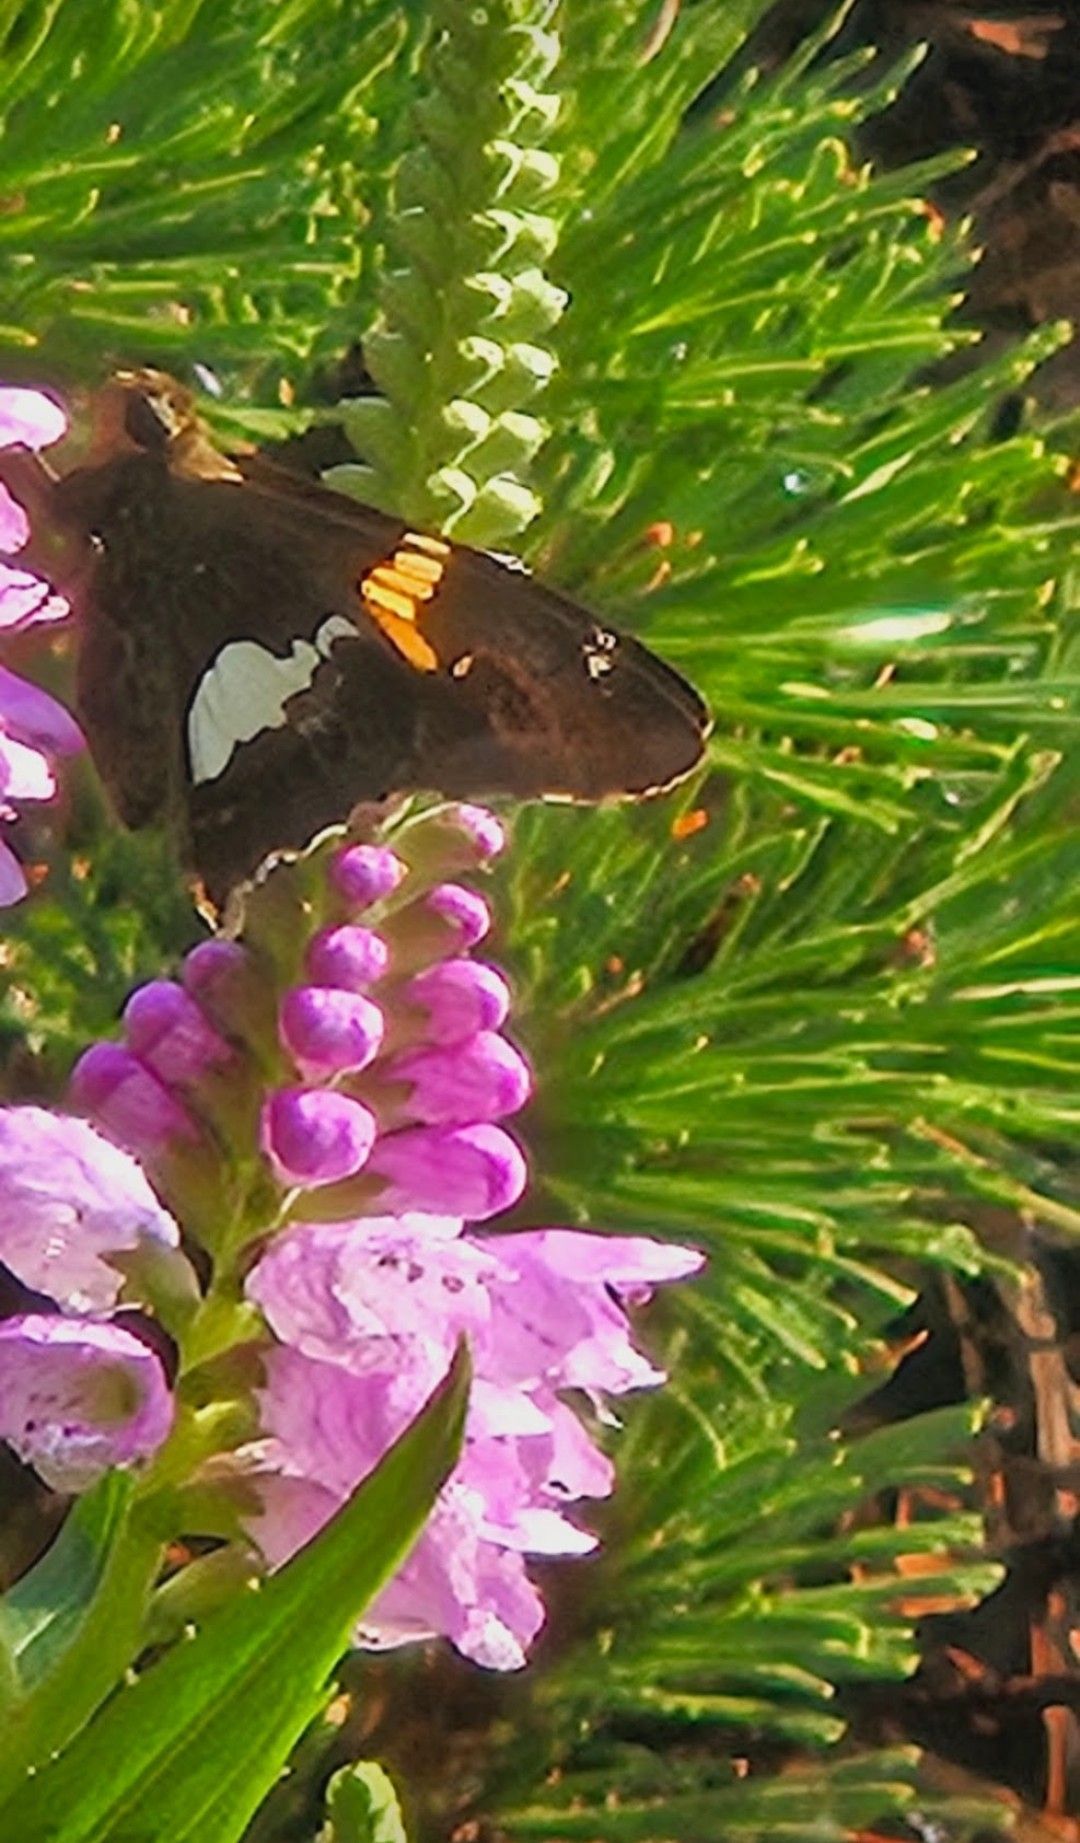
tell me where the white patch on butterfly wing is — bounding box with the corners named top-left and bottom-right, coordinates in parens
top-left (188, 637), bottom-right (319, 784)
top-left (485, 550), bottom-right (531, 575)
top-left (314, 614), bottom-right (359, 653)
top-left (188, 616), bottom-right (362, 786)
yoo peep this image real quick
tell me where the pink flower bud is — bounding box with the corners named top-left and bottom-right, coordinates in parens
top-left (0, 1314), bottom-right (174, 1492)
top-left (279, 987), bottom-right (384, 1081)
top-left (261, 1088), bottom-right (377, 1188)
top-left (403, 959), bottom-right (511, 1045)
top-left (305, 924), bottom-right (389, 991)
top-left (330, 845), bottom-right (406, 911)
top-left (181, 939), bottom-right (251, 1002)
top-left (448, 804), bottom-right (506, 862)
top-left (382, 884), bottom-right (492, 975)
top-left (426, 883), bottom-right (490, 948)
top-left (381, 1032), bottom-right (531, 1126)
top-left (368, 1123), bottom-right (527, 1221)
top-left (70, 1044), bottom-right (201, 1156)
top-left (181, 939), bottom-right (276, 1056)
top-left (397, 804), bottom-right (507, 875)
top-left (123, 981), bottom-right (234, 1087)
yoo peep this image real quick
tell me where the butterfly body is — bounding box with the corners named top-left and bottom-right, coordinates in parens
top-left (39, 373), bottom-right (710, 900)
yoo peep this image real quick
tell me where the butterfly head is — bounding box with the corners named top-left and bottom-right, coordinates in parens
top-left (84, 370), bottom-right (239, 483)
top-left (113, 370), bottom-right (199, 453)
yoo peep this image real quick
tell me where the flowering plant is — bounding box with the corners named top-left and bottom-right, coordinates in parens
top-left (0, 1), bottom-right (1075, 1840)
top-left (0, 796), bottom-right (701, 1825)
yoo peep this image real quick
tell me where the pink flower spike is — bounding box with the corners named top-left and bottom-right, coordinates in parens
top-left (368, 1123), bottom-right (527, 1221)
top-left (70, 1043), bottom-right (202, 1157)
top-left (0, 1106), bottom-right (179, 1313)
top-left (123, 981), bottom-right (234, 1087)
top-left (279, 987), bottom-right (384, 1081)
top-left (262, 1088), bottom-right (377, 1188)
top-left (425, 883), bottom-right (490, 949)
top-left (330, 845), bottom-right (405, 911)
top-left (305, 924), bottom-right (389, 992)
top-left (382, 1032), bottom-right (531, 1127)
top-left (0, 386), bottom-right (66, 452)
top-left (0, 1314), bottom-right (173, 1492)
top-left (403, 959), bottom-right (511, 1045)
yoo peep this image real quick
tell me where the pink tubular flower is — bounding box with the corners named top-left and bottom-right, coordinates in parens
top-left (0, 1314), bottom-right (174, 1491)
top-left (0, 384), bottom-right (81, 902)
top-left (0, 1106), bottom-right (180, 1313)
top-left (244, 1214), bottom-right (703, 1668)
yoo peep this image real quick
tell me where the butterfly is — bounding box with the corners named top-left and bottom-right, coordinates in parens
top-left (9, 370), bottom-right (710, 904)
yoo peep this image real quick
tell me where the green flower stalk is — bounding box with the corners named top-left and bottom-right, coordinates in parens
top-left (330, 0), bottom-right (566, 545)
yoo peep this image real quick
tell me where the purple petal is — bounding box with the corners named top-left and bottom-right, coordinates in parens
top-left (368, 1123), bottom-right (527, 1221)
top-left (0, 487), bottom-right (28, 553)
top-left (478, 1231), bottom-right (703, 1395)
top-left (380, 1032), bottom-right (531, 1126)
top-left (0, 386), bottom-right (66, 451)
top-left (0, 664), bottom-right (83, 754)
top-left (0, 564), bottom-right (68, 630)
top-left (402, 959), bottom-right (511, 1045)
top-left (246, 1216), bottom-right (494, 1371)
top-left (330, 845), bottom-right (405, 910)
top-left (0, 838), bottom-right (26, 904)
top-left (261, 1088), bottom-right (377, 1187)
top-left (0, 1314), bottom-right (173, 1492)
top-left (279, 987), bottom-right (384, 1081)
top-left (305, 924), bottom-right (389, 991)
top-left (70, 1044), bottom-right (202, 1158)
top-left (0, 1105), bottom-right (179, 1312)
top-left (0, 733), bottom-right (53, 801)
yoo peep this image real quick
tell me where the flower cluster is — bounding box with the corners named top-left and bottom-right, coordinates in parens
top-left (0, 1106), bottom-right (180, 1489)
top-left (0, 386), bottom-right (80, 902)
top-left (0, 806), bottom-right (702, 1667)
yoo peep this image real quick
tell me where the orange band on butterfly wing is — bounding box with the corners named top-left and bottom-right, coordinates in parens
top-left (359, 546), bottom-right (443, 673)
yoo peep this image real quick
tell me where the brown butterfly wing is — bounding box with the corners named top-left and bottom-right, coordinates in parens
top-left (55, 399), bottom-right (709, 901)
top-left (231, 452), bottom-right (709, 799)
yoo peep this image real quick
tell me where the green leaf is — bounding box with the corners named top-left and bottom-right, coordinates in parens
top-left (0, 1472), bottom-right (133, 1705)
top-left (0, 1347), bottom-right (469, 1843)
top-left (323, 1761), bottom-right (409, 1843)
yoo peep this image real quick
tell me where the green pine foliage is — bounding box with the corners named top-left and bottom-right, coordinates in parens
top-left (0, 1), bottom-right (1076, 1838)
